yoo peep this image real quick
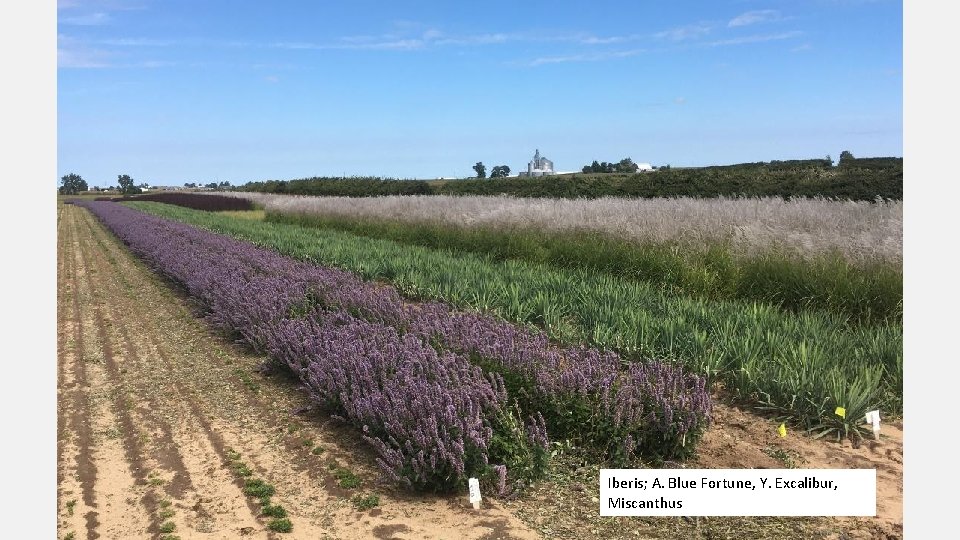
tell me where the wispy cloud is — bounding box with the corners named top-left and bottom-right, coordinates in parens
top-left (59, 11), bottom-right (111, 25)
top-left (275, 29), bottom-right (647, 52)
top-left (728, 10), bottom-right (784, 28)
top-left (95, 37), bottom-right (175, 47)
top-left (58, 34), bottom-right (110, 67)
top-left (654, 23), bottom-right (712, 42)
top-left (579, 34), bottom-right (644, 45)
top-left (59, 0), bottom-right (149, 11)
top-left (791, 43), bottom-right (813, 52)
top-left (270, 38), bottom-right (427, 51)
top-left (58, 34), bottom-right (175, 68)
top-left (58, 47), bottom-right (112, 68)
top-left (527, 49), bottom-right (645, 66)
top-left (707, 31), bottom-right (802, 47)
top-left (58, 0), bottom-right (149, 26)
top-left (433, 33), bottom-right (515, 46)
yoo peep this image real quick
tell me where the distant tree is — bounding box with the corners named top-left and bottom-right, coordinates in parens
top-left (184, 182), bottom-right (197, 188)
top-left (59, 173), bottom-right (88, 195)
top-left (218, 181), bottom-right (231, 187)
top-left (839, 150), bottom-right (855, 166)
top-left (490, 165), bottom-right (510, 178)
top-left (117, 174), bottom-right (141, 195)
top-left (825, 154), bottom-right (833, 167)
top-left (205, 182), bottom-right (219, 189)
top-left (583, 159), bottom-right (632, 173)
top-left (473, 162), bottom-right (486, 179)
top-left (615, 158), bottom-right (639, 173)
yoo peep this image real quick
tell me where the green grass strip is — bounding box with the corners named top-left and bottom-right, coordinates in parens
top-left (126, 201), bottom-right (903, 427)
top-left (266, 211), bottom-right (901, 325)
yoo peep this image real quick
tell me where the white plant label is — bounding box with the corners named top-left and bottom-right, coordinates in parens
top-left (600, 469), bottom-right (876, 516)
top-left (864, 410), bottom-right (881, 438)
top-left (468, 478), bottom-right (482, 509)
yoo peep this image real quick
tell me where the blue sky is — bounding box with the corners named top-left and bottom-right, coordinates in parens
top-left (57, 0), bottom-right (902, 187)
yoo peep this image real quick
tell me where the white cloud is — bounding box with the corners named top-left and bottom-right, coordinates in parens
top-left (95, 37), bottom-right (174, 47)
top-left (433, 33), bottom-right (511, 46)
top-left (138, 60), bottom-right (176, 68)
top-left (728, 10), bottom-right (785, 28)
top-left (579, 34), bottom-right (645, 45)
top-left (527, 49), bottom-right (644, 66)
top-left (58, 34), bottom-right (176, 68)
top-left (58, 34), bottom-right (112, 67)
top-left (271, 39), bottom-right (426, 51)
top-left (58, 48), bottom-right (111, 68)
top-left (791, 43), bottom-right (813, 52)
top-left (312, 29), bottom-right (632, 51)
top-left (654, 23), bottom-right (712, 41)
top-left (264, 75), bottom-right (280, 83)
top-left (707, 31), bottom-right (802, 47)
top-left (59, 12), bottom-right (111, 25)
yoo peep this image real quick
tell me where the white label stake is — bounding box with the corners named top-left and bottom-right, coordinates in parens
top-left (468, 478), bottom-right (482, 509)
top-left (864, 410), bottom-right (881, 439)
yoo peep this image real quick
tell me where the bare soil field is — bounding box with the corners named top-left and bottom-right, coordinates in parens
top-left (57, 203), bottom-right (902, 539)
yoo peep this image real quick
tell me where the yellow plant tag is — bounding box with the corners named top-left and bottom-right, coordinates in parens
top-left (835, 407), bottom-right (846, 419)
top-left (777, 423), bottom-right (787, 438)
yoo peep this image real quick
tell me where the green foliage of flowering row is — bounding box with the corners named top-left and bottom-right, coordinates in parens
top-left (129, 201), bottom-right (903, 436)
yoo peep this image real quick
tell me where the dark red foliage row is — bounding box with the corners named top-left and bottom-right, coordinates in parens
top-left (111, 192), bottom-right (254, 211)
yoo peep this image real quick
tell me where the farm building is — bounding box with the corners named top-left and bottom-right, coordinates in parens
top-left (518, 149), bottom-right (555, 177)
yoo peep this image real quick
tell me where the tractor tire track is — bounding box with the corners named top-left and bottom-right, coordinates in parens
top-left (57, 205), bottom-right (99, 540)
top-left (75, 207), bottom-right (269, 539)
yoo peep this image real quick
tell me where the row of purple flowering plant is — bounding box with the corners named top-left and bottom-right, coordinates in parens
top-left (80, 200), bottom-right (710, 491)
top-left (79, 200), bottom-right (547, 493)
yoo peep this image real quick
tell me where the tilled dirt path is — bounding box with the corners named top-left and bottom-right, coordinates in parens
top-left (57, 203), bottom-right (539, 540)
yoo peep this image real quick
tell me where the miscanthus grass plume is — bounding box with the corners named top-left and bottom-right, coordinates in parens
top-left (229, 193), bottom-right (901, 265)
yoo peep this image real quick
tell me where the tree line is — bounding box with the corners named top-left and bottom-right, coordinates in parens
top-left (62, 152), bottom-right (903, 201)
top-left (59, 173), bottom-right (143, 195)
top-left (472, 162), bottom-right (511, 178)
top-left (582, 158), bottom-right (643, 173)
top-left (59, 173), bottom-right (232, 195)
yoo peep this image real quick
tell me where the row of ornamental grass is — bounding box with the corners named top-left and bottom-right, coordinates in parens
top-left (267, 211), bottom-right (901, 325)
